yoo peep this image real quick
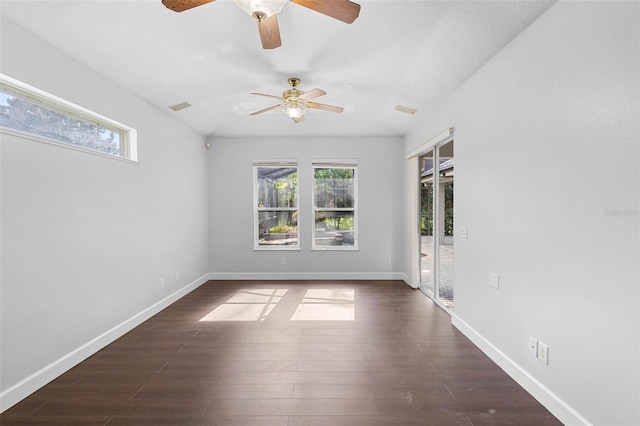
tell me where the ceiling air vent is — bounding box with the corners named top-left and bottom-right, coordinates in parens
top-left (395, 104), bottom-right (417, 115)
top-left (169, 101), bottom-right (192, 111)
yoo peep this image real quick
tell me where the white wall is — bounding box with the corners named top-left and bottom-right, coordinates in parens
top-left (207, 136), bottom-right (405, 279)
top-left (0, 17), bottom-right (210, 410)
top-left (405, 2), bottom-right (639, 425)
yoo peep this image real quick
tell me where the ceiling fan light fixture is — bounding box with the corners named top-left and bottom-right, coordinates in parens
top-left (233, 0), bottom-right (288, 18)
top-left (250, 77), bottom-right (343, 121)
top-left (282, 99), bottom-right (308, 119)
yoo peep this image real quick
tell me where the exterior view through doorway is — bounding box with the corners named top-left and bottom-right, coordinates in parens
top-left (419, 139), bottom-right (454, 309)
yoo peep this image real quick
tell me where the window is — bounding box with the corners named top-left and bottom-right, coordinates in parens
top-left (312, 162), bottom-right (358, 249)
top-left (254, 162), bottom-right (299, 249)
top-left (0, 74), bottom-right (136, 161)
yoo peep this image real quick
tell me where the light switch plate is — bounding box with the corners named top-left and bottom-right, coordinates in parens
top-left (460, 226), bottom-right (468, 238)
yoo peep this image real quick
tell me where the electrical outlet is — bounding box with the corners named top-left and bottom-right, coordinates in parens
top-left (160, 278), bottom-right (165, 289)
top-left (175, 271), bottom-right (180, 281)
top-left (385, 257), bottom-right (391, 265)
top-left (460, 226), bottom-right (468, 238)
top-left (490, 272), bottom-right (500, 289)
top-left (537, 341), bottom-right (549, 365)
top-left (528, 336), bottom-right (538, 357)
top-left (280, 257), bottom-right (286, 265)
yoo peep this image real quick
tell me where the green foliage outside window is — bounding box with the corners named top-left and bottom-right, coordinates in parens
top-left (0, 83), bottom-right (124, 157)
top-left (314, 168), bottom-right (354, 209)
top-left (421, 182), bottom-right (453, 236)
top-left (269, 224), bottom-right (297, 234)
top-left (316, 214), bottom-right (353, 230)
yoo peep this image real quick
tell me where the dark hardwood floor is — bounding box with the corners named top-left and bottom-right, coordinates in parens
top-left (1, 280), bottom-right (561, 425)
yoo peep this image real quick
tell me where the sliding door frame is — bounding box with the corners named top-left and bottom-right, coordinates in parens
top-left (406, 128), bottom-right (454, 312)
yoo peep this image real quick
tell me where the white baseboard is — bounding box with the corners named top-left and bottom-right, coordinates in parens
top-left (0, 273), bottom-right (210, 413)
top-left (206, 272), bottom-right (408, 281)
top-left (451, 313), bottom-right (592, 426)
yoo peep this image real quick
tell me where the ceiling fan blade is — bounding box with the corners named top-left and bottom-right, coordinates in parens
top-left (293, 115), bottom-right (306, 124)
top-left (162, 0), bottom-right (215, 12)
top-left (299, 88), bottom-right (326, 101)
top-left (257, 14), bottom-right (282, 49)
top-left (291, 0), bottom-right (360, 24)
top-left (250, 104), bottom-right (282, 115)
top-left (251, 92), bottom-right (283, 100)
top-left (308, 101), bottom-right (344, 113)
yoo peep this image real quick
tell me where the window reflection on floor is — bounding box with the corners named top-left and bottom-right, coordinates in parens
top-left (199, 289), bottom-right (287, 321)
top-left (290, 289), bottom-right (355, 321)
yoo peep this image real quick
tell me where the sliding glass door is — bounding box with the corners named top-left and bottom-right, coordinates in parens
top-left (419, 140), bottom-right (454, 309)
top-left (420, 151), bottom-right (435, 295)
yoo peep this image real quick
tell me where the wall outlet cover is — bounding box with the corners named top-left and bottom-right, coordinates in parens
top-left (490, 272), bottom-right (500, 289)
top-left (537, 341), bottom-right (549, 365)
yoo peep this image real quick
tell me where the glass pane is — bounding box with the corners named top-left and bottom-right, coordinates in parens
top-left (438, 141), bottom-right (454, 309)
top-left (0, 83), bottom-right (125, 157)
top-left (314, 168), bottom-right (355, 208)
top-left (257, 210), bottom-right (298, 246)
top-left (420, 152), bottom-right (435, 294)
top-left (314, 211), bottom-right (355, 246)
top-left (256, 167), bottom-right (297, 209)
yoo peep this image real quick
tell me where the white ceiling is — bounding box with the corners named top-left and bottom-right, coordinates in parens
top-left (0, 0), bottom-right (554, 138)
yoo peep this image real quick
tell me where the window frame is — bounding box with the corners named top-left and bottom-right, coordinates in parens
top-left (0, 73), bottom-right (137, 162)
top-left (312, 160), bottom-right (359, 251)
top-left (253, 160), bottom-right (301, 251)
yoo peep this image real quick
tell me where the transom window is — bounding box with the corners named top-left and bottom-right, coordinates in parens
top-left (312, 162), bottom-right (358, 250)
top-left (0, 74), bottom-right (136, 161)
top-left (254, 162), bottom-right (299, 250)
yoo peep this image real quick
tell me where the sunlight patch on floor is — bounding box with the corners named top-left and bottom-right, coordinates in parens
top-left (226, 289), bottom-right (288, 303)
top-left (199, 289), bottom-right (288, 321)
top-left (290, 288), bottom-right (355, 321)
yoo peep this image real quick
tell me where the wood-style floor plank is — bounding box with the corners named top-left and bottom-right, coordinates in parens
top-left (0, 280), bottom-right (561, 425)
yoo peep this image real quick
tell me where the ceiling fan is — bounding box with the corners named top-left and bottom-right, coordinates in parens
top-left (250, 77), bottom-right (344, 123)
top-left (161, 0), bottom-right (361, 49)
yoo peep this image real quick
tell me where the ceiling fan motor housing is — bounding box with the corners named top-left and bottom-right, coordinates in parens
top-left (283, 77), bottom-right (305, 105)
top-left (283, 88), bottom-right (304, 101)
top-left (234, 0), bottom-right (288, 18)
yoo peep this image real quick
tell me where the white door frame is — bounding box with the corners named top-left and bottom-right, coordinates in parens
top-left (406, 128), bottom-right (454, 308)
